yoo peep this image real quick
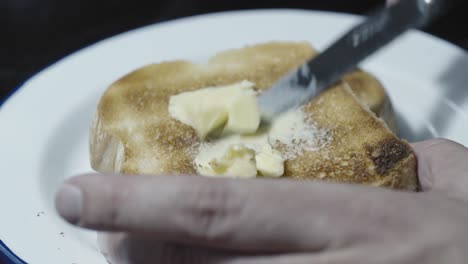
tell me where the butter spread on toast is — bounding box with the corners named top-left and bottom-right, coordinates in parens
top-left (169, 81), bottom-right (331, 178)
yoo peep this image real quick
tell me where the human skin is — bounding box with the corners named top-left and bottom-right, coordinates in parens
top-left (55, 139), bottom-right (468, 264)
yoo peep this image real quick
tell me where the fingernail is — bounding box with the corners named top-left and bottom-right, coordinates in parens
top-left (56, 184), bottom-right (83, 224)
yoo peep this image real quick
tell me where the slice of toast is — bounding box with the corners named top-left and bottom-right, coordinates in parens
top-left (90, 42), bottom-right (417, 191)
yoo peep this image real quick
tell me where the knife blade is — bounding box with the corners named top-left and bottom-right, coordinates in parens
top-left (258, 0), bottom-right (449, 120)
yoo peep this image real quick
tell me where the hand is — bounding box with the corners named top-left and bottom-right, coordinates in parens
top-left (55, 139), bottom-right (468, 264)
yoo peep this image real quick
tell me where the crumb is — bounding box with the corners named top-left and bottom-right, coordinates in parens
top-left (60, 232), bottom-right (65, 237)
top-left (36, 211), bottom-right (45, 217)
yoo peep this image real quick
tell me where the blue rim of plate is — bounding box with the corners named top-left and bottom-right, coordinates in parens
top-left (0, 84), bottom-right (27, 262)
top-left (0, 80), bottom-right (26, 109)
top-left (0, 240), bottom-right (27, 264)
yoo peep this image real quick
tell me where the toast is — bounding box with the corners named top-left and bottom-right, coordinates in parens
top-left (90, 42), bottom-right (417, 191)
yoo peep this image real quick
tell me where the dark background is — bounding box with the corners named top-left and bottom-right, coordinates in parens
top-left (1, 0), bottom-right (467, 102)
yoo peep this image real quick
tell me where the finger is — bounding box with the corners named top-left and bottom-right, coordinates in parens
top-left (411, 138), bottom-right (468, 201)
top-left (285, 247), bottom-right (411, 264)
top-left (295, 239), bottom-right (459, 264)
top-left (98, 232), bottom-right (318, 264)
top-left (56, 174), bottom-right (417, 252)
top-left (99, 233), bottom-right (406, 264)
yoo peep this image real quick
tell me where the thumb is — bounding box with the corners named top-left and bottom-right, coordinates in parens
top-left (412, 139), bottom-right (468, 201)
top-left (55, 174), bottom-right (412, 252)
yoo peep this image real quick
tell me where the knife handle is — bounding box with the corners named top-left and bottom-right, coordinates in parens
top-left (298, 0), bottom-right (454, 90)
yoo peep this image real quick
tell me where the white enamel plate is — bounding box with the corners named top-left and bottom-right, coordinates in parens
top-left (0, 9), bottom-right (467, 263)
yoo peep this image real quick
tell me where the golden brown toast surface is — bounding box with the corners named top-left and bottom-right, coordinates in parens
top-left (343, 70), bottom-right (398, 133)
top-left (90, 42), bottom-right (417, 190)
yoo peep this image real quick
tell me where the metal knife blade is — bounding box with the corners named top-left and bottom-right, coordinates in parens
top-left (258, 0), bottom-right (448, 120)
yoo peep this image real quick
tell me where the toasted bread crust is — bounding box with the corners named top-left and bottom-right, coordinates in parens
top-left (283, 83), bottom-right (417, 190)
top-left (343, 70), bottom-right (398, 133)
top-left (90, 42), bottom-right (417, 190)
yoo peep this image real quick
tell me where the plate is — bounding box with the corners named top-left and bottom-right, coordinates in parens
top-left (0, 9), bottom-right (467, 263)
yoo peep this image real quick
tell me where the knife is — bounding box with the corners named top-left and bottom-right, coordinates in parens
top-left (258, 0), bottom-right (450, 120)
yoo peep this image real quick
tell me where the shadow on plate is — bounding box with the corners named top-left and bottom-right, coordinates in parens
top-left (395, 53), bottom-right (468, 143)
top-left (430, 55), bottom-right (468, 136)
top-left (395, 110), bottom-right (435, 142)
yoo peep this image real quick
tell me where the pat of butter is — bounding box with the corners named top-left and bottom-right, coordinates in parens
top-left (195, 134), bottom-right (285, 178)
top-left (168, 80), bottom-right (324, 179)
top-left (198, 144), bottom-right (257, 178)
top-left (168, 80), bottom-right (260, 139)
top-left (256, 145), bottom-right (284, 177)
